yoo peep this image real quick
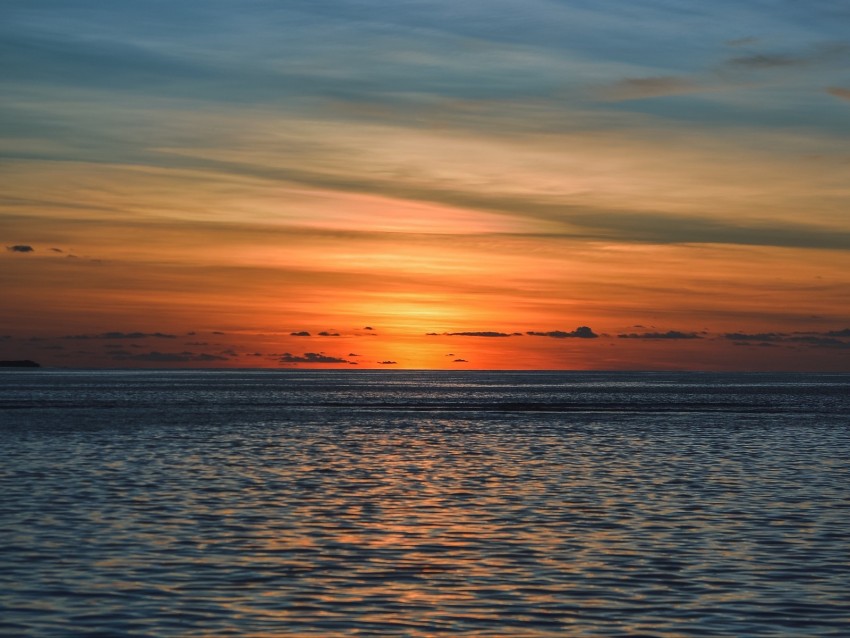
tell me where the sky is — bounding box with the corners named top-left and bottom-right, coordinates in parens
top-left (2, 0), bottom-right (849, 370)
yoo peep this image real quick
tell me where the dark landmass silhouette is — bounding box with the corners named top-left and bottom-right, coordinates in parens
top-left (0, 360), bottom-right (41, 368)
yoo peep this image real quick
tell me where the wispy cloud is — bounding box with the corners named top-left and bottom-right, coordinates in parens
top-left (527, 327), bottom-right (598, 339)
top-left (725, 329), bottom-right (850, 349)
top-left (280, 352), bottom-right (348, 364)
top-left (442, 331), bottom-right (515, 337)
top-left (724, 43), bottom-right (850, 70)
top-left (62, 331), bottom-right (177, 340)
top-left (827, 87), bottom-right (850, 101)
top-left (597, 76), bottom-right (707, 102)
top-left (618, 331), bottom-right (701, 339)
top-left (110, 351), bottom-right (228, 362)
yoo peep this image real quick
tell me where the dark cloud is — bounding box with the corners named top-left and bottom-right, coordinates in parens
top-left (787, 336), bottom-right (850, 349)
top-left (212, 331), bottom-right (225, 335)
top-left (280, 352), bottom-right (348, 364)
top-left (6, 245), bottom-right (34, 253)
top-left (49, 247), bottom-right (64, 253)
top-left (0, 335), bottom-right (11, 340)
top-left (726, 329), bottom-right (850, 349)
top-left (196, 353), bottom-right (231, 361)
top-left (290, 331), bottom-right (311, 336)
top-left (444, 331), bottom-right (514, 337)
top-left (62, 331), bottom-right (177, 340)
top-left (318, 331), bottom-right (341, 336)
top-left (111, 351), bottom-right (228, 362)
top-left (453, 359), bottom-right (468, 362)
top-left (825, 328), bottom-right (850, 337)
top-left (527, 326), bottom-right (598, 339)
top-left (364, 326), bottom-right (374, 330)
top-left (618, 331), bottom-right (701, 339)
top-left (725, 332), bottom-right (786, 341)
top-left (348, 353), bottom-right (360, 357)
top-left (378, 360), bottom-right (397, 365)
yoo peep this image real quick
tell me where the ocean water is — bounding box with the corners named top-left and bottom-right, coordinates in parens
top-left (1, 370), bottom-right (849, 637)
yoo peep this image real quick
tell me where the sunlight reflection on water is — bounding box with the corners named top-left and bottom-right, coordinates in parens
top-left (2, 371), bottom-right (849, 636)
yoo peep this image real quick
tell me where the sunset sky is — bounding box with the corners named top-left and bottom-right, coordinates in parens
top-left (2, 0), bottom-right (849, 370)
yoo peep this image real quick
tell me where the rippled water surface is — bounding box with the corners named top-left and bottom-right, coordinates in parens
top-left (2, 370), bottom-right (849, 636)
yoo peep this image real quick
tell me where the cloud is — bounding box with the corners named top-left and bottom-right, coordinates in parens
top-left (827, 87), bottom-right (850, 102)
top-left (726, 53), bottom-right (801, 69)
top-left (787, 336), bottom-right (850, 349)
top-left (6, 245), bottom-right (34, 253)
top-left (279, 352), bottom-right (349, 363)
top-left (111, 351), bottom-right (228, 362)
top-left (187, 153), bottom-right (850, 249)
top-left (725, 329), bottom-right (850, 348)
top-left (725, 332), bottom-right (786, 341)
top-left (598, 76), bottom-right (705, 101)
top-left (290, 331), bottom-right (311, 336)
top-left (725, 44), bottom-right (850, 70)
top-left (527, 326), bottom-right (598, 339)
top-left (443, 331), bottom-right (514, 337)
top-left (378, 360), bottom-right (397, 365)
top-left (825, 328), bottom-right (850, 337)
top-left (49, 247), bottom-right (64, 253)
top-left (348, 353), bottom-right (360, 357)
top-left (62, 331), bottom-right (177, 340)
top-left (453, 358), bottom-right (468, 362)
top-left (364, 326), bottom-right (374, 330)
top-left (318, 331), bottom-right (341, 336)
top-left (618, 331), bottom-right (701, 339)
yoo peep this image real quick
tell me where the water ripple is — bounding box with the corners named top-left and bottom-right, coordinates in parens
top-left (2, 371), bottom-right (849, 636)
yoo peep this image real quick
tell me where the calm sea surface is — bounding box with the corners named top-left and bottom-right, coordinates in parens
top-left (2, 370), bottom-right (849, 636)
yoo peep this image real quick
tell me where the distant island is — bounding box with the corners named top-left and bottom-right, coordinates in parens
top-left (0, 360), bottom-right (41, 368)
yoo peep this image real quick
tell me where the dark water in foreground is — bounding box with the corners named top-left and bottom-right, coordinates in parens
top-left (2, 370), bottom-right (849, 637)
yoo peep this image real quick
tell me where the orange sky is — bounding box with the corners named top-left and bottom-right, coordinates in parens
top-left (2, 2), bottom-right (850, 370)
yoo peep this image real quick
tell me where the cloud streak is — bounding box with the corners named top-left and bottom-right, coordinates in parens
top-left (618, 331), bottom-right (701, 339)
top-left (279, 352), bottom-right (349, 364)
top-left (62, 332), bottom-right (177, 340)
top-left (527, 327), bottom-right (598, 339)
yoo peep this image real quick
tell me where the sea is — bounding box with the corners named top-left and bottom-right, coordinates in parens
top-left (1, 370), bottom-right (849, 637)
